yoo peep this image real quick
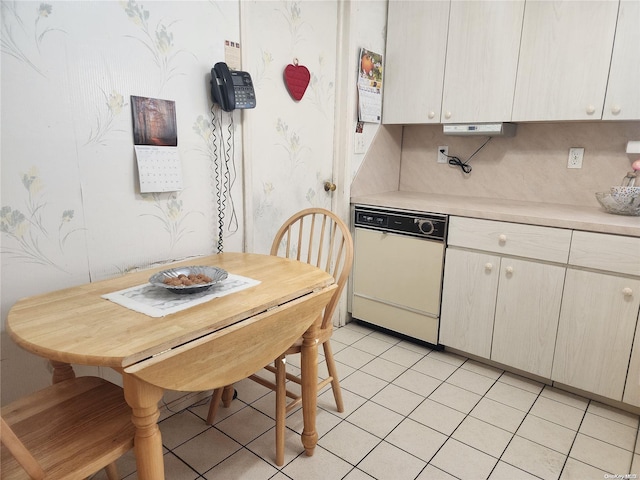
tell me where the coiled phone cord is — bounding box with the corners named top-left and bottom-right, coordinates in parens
top-left (210, 105), bottom-right (239, 254)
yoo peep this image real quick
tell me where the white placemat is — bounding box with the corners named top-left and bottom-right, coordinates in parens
top-left (102, 274), bottom-right (260, 318)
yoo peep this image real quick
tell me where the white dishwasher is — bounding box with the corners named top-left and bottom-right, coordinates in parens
top-left (352, 206), bottom-right (448, 346)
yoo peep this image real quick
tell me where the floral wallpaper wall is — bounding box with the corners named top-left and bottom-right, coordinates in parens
top-left (0, 0), bottom-right (388, 404)
top-left (242, 0), bottom-right (339, 253)
top-left (1, 0), bottom-right (243, 403)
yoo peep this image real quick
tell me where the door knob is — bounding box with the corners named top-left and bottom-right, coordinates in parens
top-left (324, 182), bottom-right (337, 192)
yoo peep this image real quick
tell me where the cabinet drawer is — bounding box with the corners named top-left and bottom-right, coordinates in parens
top-left (569, 231), bottom-right (640, 276)
top-left (448, 217), bottom-right (571, 263)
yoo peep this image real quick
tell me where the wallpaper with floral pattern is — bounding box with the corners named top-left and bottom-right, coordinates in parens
top-left (242, 0), bottom-right (338, 253)
top-left (0, 0), bottom-right (242, 403)
top-left (0, 0), bottom-right (387, 404)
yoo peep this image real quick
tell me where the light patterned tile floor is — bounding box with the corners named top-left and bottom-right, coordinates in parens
top-left (98, 322), bottom-right (639, 480)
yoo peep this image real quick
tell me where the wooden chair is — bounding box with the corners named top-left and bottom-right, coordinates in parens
top-left (1, 376), bottom-right (135, 479)
top-left (207, 207), bottom-right (354, 465)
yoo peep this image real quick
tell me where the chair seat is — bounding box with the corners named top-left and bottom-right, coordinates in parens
top-left (284, 324), bottom-right (333, 351)
top-left (1, 376), bottom-right (135, 480)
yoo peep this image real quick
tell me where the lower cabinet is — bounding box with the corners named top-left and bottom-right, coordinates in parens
top-left (551, 269), bottom-right (640, 400)
top-left (623, 313), bottom-right (640, 407)
top-left (491, 258), bottom-right (565, 378)
top-left (440, 247), bottom-right (564, 377)
top-left (440, 248), bottom-right (499, 358)
top-left (440, 217), bottom-right (640, 406)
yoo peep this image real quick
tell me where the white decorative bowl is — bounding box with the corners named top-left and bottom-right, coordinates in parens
top-left (596, 192), bottom-right (640, 216)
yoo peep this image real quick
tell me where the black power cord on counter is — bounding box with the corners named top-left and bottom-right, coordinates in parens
top-left (441, 137), bottom-right (492, 174)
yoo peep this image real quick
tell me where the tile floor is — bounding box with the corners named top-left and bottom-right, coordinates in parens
top-left (103, 322), bottom-right (640, 480)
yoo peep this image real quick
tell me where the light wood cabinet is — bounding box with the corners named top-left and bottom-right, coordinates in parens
top-left (440, 0), bottom-right (524, 123)
top-left (440, 248), bottom-right (499, 358)
top-left (552, 269), bottom-right (640, 400)
top-left (383, 0), bottom-right (524, 124)
top-left (441, 217), bottom-right (569, 377)
top-left (382, 0), bottom-right (449, 124)
top-left (569, 231), bottom-right (640, 277)
top-left (383, 0), bottom-right (637, 123)
top-left (603, 0), bottom-right (640, 120)
top-left (512, 0), bottom-right (619, 121)
top-left (447, 217), bottom-right (571, 264)
top-left (441, 218), bottom-right (640, 405)
top-left (491, 258), bottom-right (564, 378)
top-left (552, 231), bottom-right (640, 401)
top-left (623, 310), bottom-right (640, 407)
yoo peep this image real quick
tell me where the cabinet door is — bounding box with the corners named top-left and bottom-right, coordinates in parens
top-left (623, 310), bottom-right (640, 407)
top-left (491, 258), bottom-right (565, 378)
top-left (441, 0), bottom-right (524, 123)
top-left (382, 0), bottom-right (449, 124)
top-left (512, 0), bottom-right (618, 121)
top-left (440, 248), bottom-right (500, 358)
top-left (603, 0), bottom-right (640, 120)
top-left (552, 269), bottom-right (640, 400)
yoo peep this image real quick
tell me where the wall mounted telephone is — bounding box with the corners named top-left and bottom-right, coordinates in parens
top-left (210, 62), bottom-right (256, 112)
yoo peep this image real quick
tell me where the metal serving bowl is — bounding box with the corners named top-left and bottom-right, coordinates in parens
top-left (149, 266), bottom-right (228, 294)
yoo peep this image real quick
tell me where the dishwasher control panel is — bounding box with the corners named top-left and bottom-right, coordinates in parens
top-left (354, 206), bottom-right (447, 241)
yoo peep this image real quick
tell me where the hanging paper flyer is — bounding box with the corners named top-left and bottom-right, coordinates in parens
top-left (134, 145), bottom-right (183, 193)
top-left (357, 48), bottom-right (383, 123)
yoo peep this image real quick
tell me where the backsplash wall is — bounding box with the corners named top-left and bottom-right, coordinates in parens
top-left (400, 121), bottom-right (640, 206)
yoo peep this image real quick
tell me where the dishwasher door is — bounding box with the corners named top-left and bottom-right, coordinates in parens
top-left (352, 227), bottom-right (444, 344)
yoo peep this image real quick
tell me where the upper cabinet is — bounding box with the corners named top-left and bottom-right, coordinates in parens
top-left (441, 1), bottom-right (524, 123)
top-left (512, 0), bottom-right (618, 121)
top-left (382, 0), bottom-right (449, 124)
top-left (603, 1), bottom-right (640, 120)
top-left (383, 0), bottom-right (524, 124)
top-left (383, 0), bottom-right (637, 124)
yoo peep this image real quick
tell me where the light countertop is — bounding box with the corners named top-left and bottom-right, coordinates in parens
top-left (351, 191), bottom-right (640, 238)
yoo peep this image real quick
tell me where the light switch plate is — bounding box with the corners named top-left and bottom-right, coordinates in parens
top-left (355, 133), bottom-right (366, 154)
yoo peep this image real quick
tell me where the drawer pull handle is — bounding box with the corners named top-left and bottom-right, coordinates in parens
top-left (623, 287), bottom-right (633, 297)
top-left (498, 234), bottom-right (507, 243)
top-left (505, 266), bottom-right (514, 274)
top-left (485, 263), bottom-right (493, 271)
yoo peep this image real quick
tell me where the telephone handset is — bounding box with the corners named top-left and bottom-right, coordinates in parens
top-left (210, 62), bottom-right (256, 112)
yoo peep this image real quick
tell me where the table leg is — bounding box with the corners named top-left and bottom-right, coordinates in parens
top-left (49, 360), bottom-right (75, 384)
top-left (123, 374), bottom-right (165, 480)
top-left (300, 316), bottom-right (320, 457)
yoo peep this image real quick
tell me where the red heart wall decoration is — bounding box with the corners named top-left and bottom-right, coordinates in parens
top-left (284, 59), bottom-right (310, 101)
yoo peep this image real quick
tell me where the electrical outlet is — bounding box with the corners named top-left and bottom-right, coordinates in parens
top-left (438, 146), bottom-right (448, 164)
top-left (568, 147), bottom-right (584, 169)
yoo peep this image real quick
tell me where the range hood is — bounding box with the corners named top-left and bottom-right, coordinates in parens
top-left (443, 123), bottom-right (516, 137)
